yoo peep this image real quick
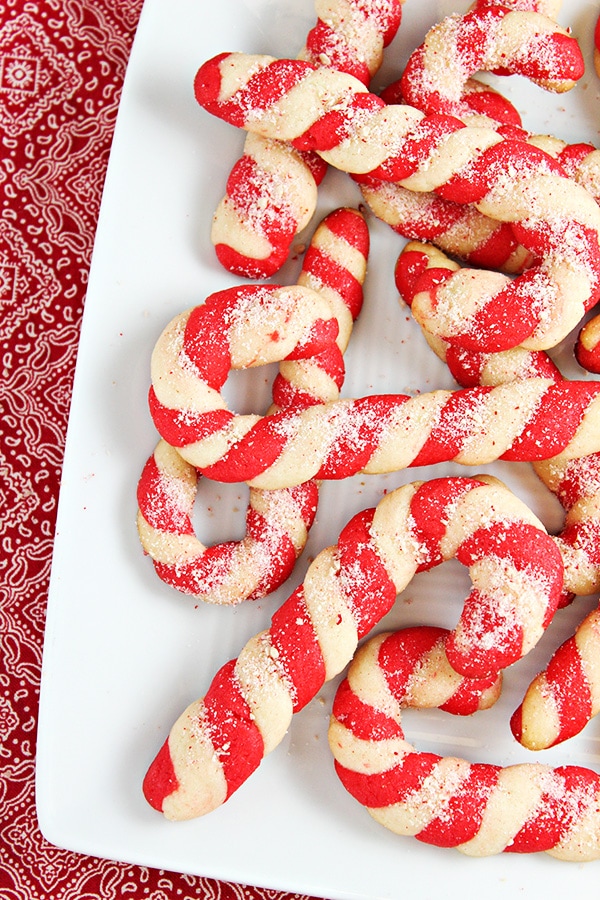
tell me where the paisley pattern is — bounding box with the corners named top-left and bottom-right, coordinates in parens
top-left (0, 2), bottom-right (313, 897)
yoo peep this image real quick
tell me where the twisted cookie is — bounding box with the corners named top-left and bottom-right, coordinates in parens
top-left (395, 4), bottom-right (583, 126)
top-left (150, 332), bottom-right (600, 487)
top-left (149, 230), bottom-right (600, 489)
top-left (212, 139), bottom-right (327, 278)
top-left (194, 53), bottom-right (600, 353)
top-left (329, 629), bottom-right (600, 860)
top-left (137, 208), bottom-right (368, 604)
top-left (298, 0), bottom-right (403, 86)
top-left (211, 0), bottom-right (402, 277)
top-left (143, 475), bottom-right (563, 820)
top-left (511, 603), bottom-right (600, 750)
top-left (510, 453), bottom-right (600, 750)
top-left (359, 177), bottom-right (534, 274)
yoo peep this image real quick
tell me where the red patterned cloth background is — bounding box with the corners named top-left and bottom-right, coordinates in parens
top-left (0, 2), bottom-right (314, 898)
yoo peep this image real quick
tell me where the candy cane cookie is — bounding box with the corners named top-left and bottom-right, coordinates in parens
top-left (595, 12), bottom-right (600, 79)
top-left (143, 475), bottom-right (563, 820)
top-left (150, 337), bottom-right (600, 488)
top-left (392, 4), bottom-right (583, 127)
top-left (510, 453), bottom-right (600, 749)
top-left (298, 0), bottom-right (403, 86)
top-left (357, 139), bottom-right (600, 278)
top-left (511, 603), bottom-right (600, 750)
top-left (329, 629), bottom-right (600, 860)
top-left (194, 54), bottom-right (600, 353)
top-left (211, 0), bottom-right (402, 278)
top-left (137, 208), bottom-right (368, 604)
top-left (136, 443), bottom-right (320, 604)
top-left (359, 177), bottom-right (534, 274)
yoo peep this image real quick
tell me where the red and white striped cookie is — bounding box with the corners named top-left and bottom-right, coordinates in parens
top-left (210, 0), bottom-right (402, 278)
top-left (137, 207), bottom-right (368, 604)
top-left (136, 441), bottom-right (319, 604)
top-left (511, 603), bottom-right (600, 750)
top-left (150, 327), bottom-right (600, 488)
top-left (329, 627), bottom-right (600, 860)
top-left (142, 475), bottom-right (563, 820)
top-left (390, 4), bottom-right (582, 126)
top-left (194, 52), bottom-right (600, 354)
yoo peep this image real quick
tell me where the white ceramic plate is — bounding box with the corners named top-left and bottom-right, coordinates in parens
top-left (37, 0), bottom-right (600, 897)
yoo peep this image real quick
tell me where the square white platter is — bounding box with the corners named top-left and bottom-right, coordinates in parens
top-left (37, 0), bottom-right (600, 897)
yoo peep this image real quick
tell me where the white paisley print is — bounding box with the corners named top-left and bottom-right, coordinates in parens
top-left (0, 2), bottom-right (315, 898)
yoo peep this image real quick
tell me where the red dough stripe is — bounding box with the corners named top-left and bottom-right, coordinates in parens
top-left (142, 739), bottom-right (179, 811)
top-left (137, 455), bottom-right (193, 533)
top-left (302, 246), bottom-right (365, 320)
top-left (324, 206), bottom-right (371, 252)
top-left (336, 508), bottom-right (398, 638)
top-left (409, 387), bottom-right (493, 467)
top-left (378, 627), bottom-right (445, 695)
top-left (203, 659), bottom-right (265, 798)
top-left (543, 641), bottom-right (593, 746)
top-left (200, 411), bottom-right (291, 482)
top-left (334, 753), bottom-right (441, 809)
top-left (148, 391), bottom-right (234, 448)
top-left (294, 91), bottom-right (385, 152)
top-left (154, 542), bottom-right (237, 595)
top-left (459, 519), bottom-right (560, 574)
top-left (517, 31), bottom-right (585, 83)
top-left (270, 586), bottom-right (326, 712)
top-left (408, 477), bottom-right (480, 568)
top-left (503, 381), bottom-right (600, 461)
top-left (332, 677), bottom-right (403, 742)
top-left (417, 763), bottom-right (500, 848)
top-left (509, 767), bottom-right (599, 854)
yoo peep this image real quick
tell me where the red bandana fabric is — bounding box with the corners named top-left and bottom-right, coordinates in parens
top-left (0, 3), bottom-right (313, 898)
